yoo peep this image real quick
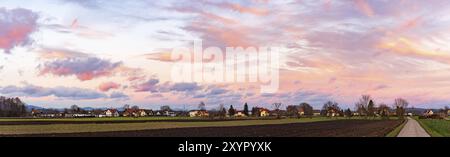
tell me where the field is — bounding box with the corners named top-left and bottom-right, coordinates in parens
top-left (417, 119), bottom-right (450, 137)
top-left (0, 117), bottom-right (402, 137)
top-left (0, 117), bottom-right (271, 125)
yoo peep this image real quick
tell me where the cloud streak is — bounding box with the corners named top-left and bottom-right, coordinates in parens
top-left (0, 84), bottom-right (107, 100)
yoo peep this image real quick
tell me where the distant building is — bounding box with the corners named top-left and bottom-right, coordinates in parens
top-left (259, 108), bottom-right (270, 117)
top-left (189, 110), bottom-right (209, 117)
top-left (252, 107), bottom-right (270, 117)
top-left (105, 109), bottom-right (119, 117)
top-left (122, 108), bottom-right (139, 117)
top-left (31, 109), bottom-right (63, 118)
top-left (312, 110), bottom-right (321, 116)
top-left (234, 111), bottom-right (247, 117)
top-left (423, 110), bottom-right (434, 117)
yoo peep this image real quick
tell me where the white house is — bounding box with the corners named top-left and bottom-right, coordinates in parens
top-left (105, 109), bottom-right (119, 117)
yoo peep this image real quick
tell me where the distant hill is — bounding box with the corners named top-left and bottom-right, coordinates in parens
top-left (25, 105), bottom-right (45, 111)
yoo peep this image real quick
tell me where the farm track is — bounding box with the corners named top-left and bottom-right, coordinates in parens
top-left (10, 120), bottom-right (402, 137)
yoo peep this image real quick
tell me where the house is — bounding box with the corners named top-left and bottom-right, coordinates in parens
top-left (234, 111), bottom-right (247, 117)
top-left (164, 110), bottom-right (177, 117)
top-left (122, 108), bottom-right (138, 117)
top-left (137, 109), bottom-right (147, 117)
top-left (326, 108), bottom-right (341, 117)
top-left (252, 107), bottom-right (270, 117)
top-left (144, 110), bottom-right (154, 116)
top-left (31, 109), bottom-right (63, 118)
top-left (65, 113), bottom-right (95, 118)
top-left (105, 109), bottom-right (119, 117)
top-left (312, 110), bottom-right (321, 116)
top-left (153, 110), bottom-right (176, 117)
top-left (189, 110), bottom-right (209, 117)
top-left (122, 108), bottom-right (150, 117)
top-left (423, 110), bottom-right (434, 117)
top-left (259, 108), bottom-right (270, 117)
top-left (297, 107), bottom-right (305, 116)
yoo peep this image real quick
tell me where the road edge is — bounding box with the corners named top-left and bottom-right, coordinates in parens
top-left (386, 119), bottom-right (407, 137)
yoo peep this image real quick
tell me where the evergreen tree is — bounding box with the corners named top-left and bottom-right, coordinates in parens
top-left (228, 105), bottom-right (236, 117)
top-left (243, 103), bottom-right (249, 116)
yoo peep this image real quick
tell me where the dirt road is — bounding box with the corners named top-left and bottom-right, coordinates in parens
top-left (397, 117), bottom-right (430, 137)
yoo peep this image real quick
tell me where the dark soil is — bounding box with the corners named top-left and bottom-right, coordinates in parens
top-left (11, 119), bottom-right (402, 137)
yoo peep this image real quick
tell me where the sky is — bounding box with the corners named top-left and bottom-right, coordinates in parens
top-left (1, 0), bottom-right (450, 110)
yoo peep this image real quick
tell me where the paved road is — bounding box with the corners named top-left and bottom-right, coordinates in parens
top-left (397, 117), bottom-right (430, 137)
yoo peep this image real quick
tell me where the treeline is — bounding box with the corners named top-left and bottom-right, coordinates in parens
top-left (0, 96), bottom-right (27, 117)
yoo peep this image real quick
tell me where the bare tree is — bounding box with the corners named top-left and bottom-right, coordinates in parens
top-left (131, 105), bottom-right (140, 110)
top-left (198, 101), bottom-right (206, 110)
top-left (272, 103), bottom-right (282, 119)
top-left (322, 101), bottom-right (340, 118)
top-left (355, 95), bottom-right (371, 117)
top-left (394, 98), bottom-right (408, 119)
top-left (378, 103), bottom-right (390, 119)
top-left (367, 100), bottom-right (375, 118)
top-left (218, 104), bottom-right (226, 119)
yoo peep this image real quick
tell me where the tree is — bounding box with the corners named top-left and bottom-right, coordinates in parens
top-left (272, 103), bottom-right (282, 119)
top-left (131, 105), bottom-right (140, 110)
top-left (286, 105), bottom-right (299, 118)
top-left (394, 98), bottom-right (408, 119)
top-left (344, 108), bottom-right (352, 118)
top-left (322, 101), bottom-right (340, 118)
top-left (198, 101), bottom-right (206, 110)
top-left (378, 103), bottom-right (390, 119)
top-left (123, 104), bottom-right (130, 109)
top-left (251, 107), bottom-right (260, 117)
top-left (367, 100), bottom-right (375, 118)
top-left (218, 104), bottom-right (226, 119)
top-left (70, 105), bottom-right (81, 113)
top-left (243, 103), bottom-right (249, 116)
top-left (228, 105), bottom-right (236, 117)
top-left (355, 95), bottom-right (371, 117)
top-left (300, 102), bottom-right (313, 118)
top-left (0, 96), bottom-right (27, 117)
top-left (160, 105), bottom-right (171, 112)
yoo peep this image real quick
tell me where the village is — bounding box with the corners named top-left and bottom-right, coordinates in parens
top-left (29, 102), bottom-right (450, 120)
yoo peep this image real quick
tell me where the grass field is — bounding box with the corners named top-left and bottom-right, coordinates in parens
top-left (0, 116), bottom-right (196, 122)
top-left (416, 119), bottom-right (450, 137)
top-left (0, 117), bottom-right (336, 135)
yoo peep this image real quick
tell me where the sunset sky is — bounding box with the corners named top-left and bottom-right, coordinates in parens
top-left (1, 0), bottom-right (450, 110)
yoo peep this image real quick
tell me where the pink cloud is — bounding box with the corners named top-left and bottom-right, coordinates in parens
top-left (221, 2), bottom-right (269, 16)
top-left (353, 0), bottom-right (374, 17)
top-left (98, 82), bottom-right (121, 92)
top-left (0, 8), bottom-right (39, 53)
top-left (39, 57), bottom-right (123, 81)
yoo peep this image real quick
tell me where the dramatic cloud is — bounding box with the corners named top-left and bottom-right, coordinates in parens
top-left (109, 91), bottom-right (129, 100)
top-left (98, 82), bottom-right (121, 92)
top-left (39, 57), bottom-right (123, 81)
top-left (2, 0), bottom-right (450, 108)
top-left (134, 78), bottom-right (160, 92)
top-left (0, 7), bottom-right (39, 53)
top-left (0, 84), bottom-right (107, 100)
